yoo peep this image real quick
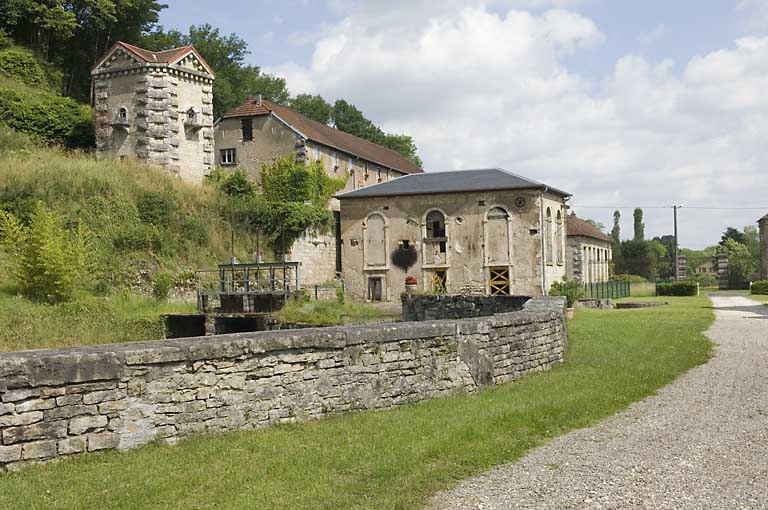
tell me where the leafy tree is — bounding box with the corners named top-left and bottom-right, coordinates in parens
top-left (621, 239), bottom-right (654, 280)
top-left (142, 24), bottom-right (289, 117)
top-left (290, 94), bottom-right (333, 124)
top-left (1, 0), bottom-right (166, 101)
top-left (584, 218), bottom-right (606, 232)
top-left (719, 226), bottom-right (745, 246)
top-left (633, 208), bottom-right (644, 241)
top-left (719, 238), bottom-right (756, 289)
top-left (379, 133), bottom-right (422, 167)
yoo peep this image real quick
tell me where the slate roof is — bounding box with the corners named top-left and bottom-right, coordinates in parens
top-left (566, 214), bottom-right (613, 242)
top-left (92, 41), bottom-right (215, 77)
top-left (336, 168), bottom-right (570, 199)
top-left (221, 98), bottom-right (423, 175)
top-left (760, 213), bottom-right (768, 222)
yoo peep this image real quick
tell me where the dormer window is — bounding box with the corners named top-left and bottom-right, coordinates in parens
top-left (112, 107), bottom-right (129, 129)
top-left (185, 107), bottom-right (203, 130)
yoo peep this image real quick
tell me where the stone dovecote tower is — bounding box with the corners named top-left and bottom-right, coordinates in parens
top-left (759, 213), bottom-right (768, 280)
top-left (91, 42), bottom-right (215, 182)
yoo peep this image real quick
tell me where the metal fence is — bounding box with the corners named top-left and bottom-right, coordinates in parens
top-left (583, 280), bottom-right (630, 299)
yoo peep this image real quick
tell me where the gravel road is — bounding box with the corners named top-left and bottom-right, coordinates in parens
top-left (429, 295), bottom-right (768, 510)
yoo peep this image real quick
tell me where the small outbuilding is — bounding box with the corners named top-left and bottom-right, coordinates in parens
top-left (337, 168), bottom-right (570, 301)
top-left (565, 213), bottom-right (612, 283)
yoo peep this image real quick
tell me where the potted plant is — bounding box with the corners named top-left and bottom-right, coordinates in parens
top-left (404, 275), bottom-right (418, 292)
top-left (549, 277), bottom-right (585, 319)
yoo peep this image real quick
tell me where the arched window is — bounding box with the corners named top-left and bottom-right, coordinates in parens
top-left (187, 107), bottom-right (197, 123)
top-left (486, 206), bottom-right (510, 265)
top-left (487, 207), bottom-right (509, 219)
top-left (545, 207), bottom-right (553, 264)
top-left (117, 107), bottom-right (128, 123)
top-left (425, 210), bottom-right (447, 255)
top-left (364, 213), bottom-right (387, 267)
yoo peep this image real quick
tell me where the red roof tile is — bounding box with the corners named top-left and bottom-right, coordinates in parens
top-left (567, 214), bottom-right (612, 242)
top-left (93, 41), bottom-right (215, 77)
top-left (221, 98), bottom-right (423, 175)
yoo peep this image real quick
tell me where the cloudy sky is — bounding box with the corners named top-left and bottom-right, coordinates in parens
top-left (160, 0), bottom-right (768, 249)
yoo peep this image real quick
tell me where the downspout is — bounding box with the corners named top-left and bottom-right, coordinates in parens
top-left (539, 189), bottom-right (547, 295)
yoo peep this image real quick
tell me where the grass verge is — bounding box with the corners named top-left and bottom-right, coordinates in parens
top-left (0, 291), bottom-right (195, 352)
top-left (747, 293), bottom-right (768, 304)
top-left (0, 296), bottom-right (713, 509)
top-left (276, 299), bottom-right (394, 325)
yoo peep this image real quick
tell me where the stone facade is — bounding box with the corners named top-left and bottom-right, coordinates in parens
top-left (92, 43), bottom-right (215, 182)
top-left (339, 188), bottom-right (568, 301)
top-left (0, 297), bottom-right (565, 471)
top-left (759, 214), bottom-right (768, 280)
top-left (565, 214), bottom-right (613, 283)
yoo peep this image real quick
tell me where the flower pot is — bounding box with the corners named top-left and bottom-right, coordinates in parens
top-left (565, 307), bottom-right (575, 320)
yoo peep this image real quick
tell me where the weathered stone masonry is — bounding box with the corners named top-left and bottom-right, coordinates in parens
top-left (0, 297), bottom-right (566, 471)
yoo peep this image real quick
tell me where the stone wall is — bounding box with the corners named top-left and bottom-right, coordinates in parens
top-left (0, 297), bottom-right (566, 471)
top-left (401, 294), bottom-right (533, 322)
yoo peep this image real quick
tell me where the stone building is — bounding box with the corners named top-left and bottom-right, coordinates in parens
top-left (91, 42), bottom-right (215, 182)
top-left (215, 96), bottom-right (423, 285)
top-left (565, 213), bottom-right (613, 283)
top-left (759, 213), bottom-right (768, 280)
top-left (337, 168), bottom-right (570, 301)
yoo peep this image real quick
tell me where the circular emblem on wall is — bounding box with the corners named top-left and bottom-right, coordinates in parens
top-left (514, 196), bottom-right (527, 208)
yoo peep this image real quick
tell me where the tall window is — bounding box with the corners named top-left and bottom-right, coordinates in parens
top-left (220, 148), bottom-right (236, 166)
top-left (426, 210), bottom-right (446, 254)
top-left (117, 107), bottom-right (128, 123)
top-left (545, 207), bottom-right (553, 264)
top-left (187, 107), bottom-right (197, 123)
top-left (241, 119), bottom-right (253, 141)
top-left (555, 210), bottom-right (563, 264)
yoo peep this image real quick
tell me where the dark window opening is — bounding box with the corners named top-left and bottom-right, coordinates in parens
top-left (368, 277), bottom-right (383, 302)
top-left (401, 240), bottom-right (410, 248)
top-left (241, 119), bottom-right (253, 141)
top-left (426, 211), bottom-right (446, 253)
top-left (117, 107), bottom-right (128, 122)
top-left (220, 148), bottom-right (236, 165)
top-left (433, 270), bottom-right (447, 293)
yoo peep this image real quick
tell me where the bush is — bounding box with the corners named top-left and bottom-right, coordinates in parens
top-left (656, 281), bottom-right (698, 296)
top-left (137, 190), bottom-right (176, 227)
top-left (0, 48), bottom-right (47, 88)
top-left (0, 202), bottom-right (91, 303)
top-left (549, 277), bottom-right (585, 307)
top-left (152, 272), bottom-right (175, 301)
top-left (0, 123), bottom-right (39, 154)
top-left (0, 86), bottom-right (94, 147)
top-left (751, 280), bottom-right (768, 295)
top-left (610, 274), bottom-right (648, 283)
top-left (692, 272), bottom-right (718, 288)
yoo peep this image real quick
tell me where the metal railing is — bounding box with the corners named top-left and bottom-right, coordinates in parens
top-left (583, 280), bottom-right (630, 299)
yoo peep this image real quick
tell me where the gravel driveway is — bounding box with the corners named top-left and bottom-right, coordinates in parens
top-left (429, 295), bottom-right (768, 510)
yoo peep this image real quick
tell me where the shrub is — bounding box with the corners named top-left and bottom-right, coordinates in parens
top-left (152, 272), bottom-right (175, 301)
top-left (692, 272), bottom-right (718, 288)
top-left (137, 190), bottom-right (176, 227)
top-left (549, 277), bottom-right (585, 307)
top-left (0, 123), bottom-right (39, 154)
top-left (0, 48), bottom-right (47, 88)
top-left (656, 281), bottom-right (698, 296)
top-left (751, 280), bottom-right (768, 295)
top-left (0, 202), bottom-right (91, 303)
top-left (0, 86), bottom-right (94, 147)
top-left (610, 274), bottom-right (648, 283)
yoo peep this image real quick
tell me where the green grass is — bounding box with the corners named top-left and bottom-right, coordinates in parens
top-left (748, 293), bottom-right (768, 304)
top-left (0, 296), bottom-right (713, 509)
top-left (276, 299), bottom-right (393, 325)
top-left (0, 291), bottom-right (194, 352)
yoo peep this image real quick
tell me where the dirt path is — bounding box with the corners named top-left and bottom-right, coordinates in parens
top-left (429, 296), bottom-right (768, 509)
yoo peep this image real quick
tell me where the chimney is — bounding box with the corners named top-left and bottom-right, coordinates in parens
top-left (257, 94), bottom-right (262, 106)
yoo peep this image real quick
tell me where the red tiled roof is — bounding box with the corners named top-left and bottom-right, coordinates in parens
top-left (93, 41), bottom-right (215, 77)
top-left (221, 98), bottom-right (423, 175)
top-left (567, 214), bottom-right (613, 242)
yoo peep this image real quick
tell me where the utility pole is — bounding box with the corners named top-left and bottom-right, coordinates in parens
top-left (673, 205), bottom-right (682, 280)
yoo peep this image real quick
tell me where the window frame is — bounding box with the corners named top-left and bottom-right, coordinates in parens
top-left (220, 148), bottom-right (236, 166)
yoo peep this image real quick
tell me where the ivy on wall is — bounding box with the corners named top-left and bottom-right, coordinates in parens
top-left (214, 156), bottom-right (346, 254)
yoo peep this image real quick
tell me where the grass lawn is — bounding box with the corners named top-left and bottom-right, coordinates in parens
top-left (747, 293), bottom-right (768, 304)
top-left (0, 291), bottom-right (195, 352)
top-left (0, 296), bottom-right (713, 510)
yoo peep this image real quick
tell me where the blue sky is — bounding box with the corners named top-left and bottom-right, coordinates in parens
top-left (158, 1), bottom-right (768, 249)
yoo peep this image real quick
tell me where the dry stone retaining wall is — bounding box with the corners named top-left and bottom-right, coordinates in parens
top-left (0, 297), bottom-right (566, 472)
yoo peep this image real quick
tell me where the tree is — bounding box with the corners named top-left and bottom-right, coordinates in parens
top-left (142, 24), bottom-right (289, 117)
top-left (585, 218), bottom-right (606, 232)
top-left (1, 0), bottom-right (167, 101)
top-left (719, 238), bottom-right (756, 289)
top-left (633, 208), bottom-right (644, 241)
top-left (719, 227), bottom-right (745, 246)
top-left (290, 94), bottom-right (333, 124)
top-left (611, 210), bottom-right (623, 271)
top-left (621, 239), bottom-right (654, 280)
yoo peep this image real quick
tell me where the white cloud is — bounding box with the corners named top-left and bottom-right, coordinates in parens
top-left (266, 3), bottom-right (768, 248)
